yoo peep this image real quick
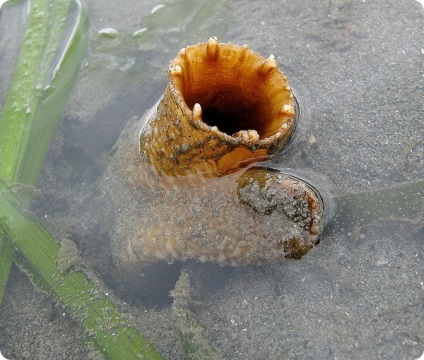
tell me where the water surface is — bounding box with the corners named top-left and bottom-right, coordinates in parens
top-left (1, 0), bottom-right (423, 358)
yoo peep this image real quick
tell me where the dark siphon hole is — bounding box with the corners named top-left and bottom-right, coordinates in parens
top-left (202, 105), bottom-right (259, 136)
top-left (202, 107), bottom-right (242, 135)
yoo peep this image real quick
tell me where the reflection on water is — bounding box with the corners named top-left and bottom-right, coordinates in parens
top-left (1, 0), bottom-right (423, 358)
top-left (0, 0), bottom-right (26, 107)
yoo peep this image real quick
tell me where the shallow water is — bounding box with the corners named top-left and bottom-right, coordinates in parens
top-left (1, 0), bottom-right (423, 359)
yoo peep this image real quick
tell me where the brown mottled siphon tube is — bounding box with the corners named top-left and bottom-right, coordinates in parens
top-left (112, 37), bottom-right (325, 274)
top-left (139, 37), bottom-right (296, 181)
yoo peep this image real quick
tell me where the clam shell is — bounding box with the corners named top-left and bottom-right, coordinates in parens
top-left (112, 38), bottom-right (326, 274)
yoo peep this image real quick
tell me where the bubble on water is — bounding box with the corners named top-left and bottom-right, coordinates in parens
top-left (150, 4), bottom-right (165, 14)
top-left (133, 28), bottom-right (148, 37)
top-left (98, 27), bottom-right (119, 39)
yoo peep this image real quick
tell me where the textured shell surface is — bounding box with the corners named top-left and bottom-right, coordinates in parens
top-left (108, 38), bottom-right (327, 277)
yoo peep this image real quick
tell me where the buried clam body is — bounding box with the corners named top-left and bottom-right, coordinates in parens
top-left (110, 38), bottom-right (325, 274)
